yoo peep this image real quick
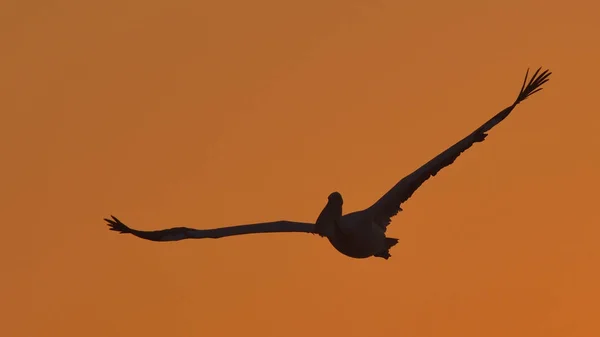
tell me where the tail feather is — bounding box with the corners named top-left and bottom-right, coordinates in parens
top-left (374, 238), bottom-right (399, 260)
top-left (386, 237), bottom-right (399, 248)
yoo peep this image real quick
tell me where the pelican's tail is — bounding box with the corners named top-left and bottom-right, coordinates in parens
top-left (374, 237), bottom-right (399, 260)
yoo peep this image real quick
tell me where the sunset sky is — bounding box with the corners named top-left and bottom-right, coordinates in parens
top-left (2, 0), bottom-right (600, 336)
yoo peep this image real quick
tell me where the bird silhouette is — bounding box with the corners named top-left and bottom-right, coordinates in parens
top-left (106, 67), bottom-right (551, 260)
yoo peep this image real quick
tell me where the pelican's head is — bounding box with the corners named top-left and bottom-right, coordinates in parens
top-left (315, 191), bottom-right (344, 238)
top-left (328, 191), bottom-right (343, 205)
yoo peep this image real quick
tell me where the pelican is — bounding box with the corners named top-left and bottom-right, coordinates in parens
top-left (106, 67), bottom-right (551, 260)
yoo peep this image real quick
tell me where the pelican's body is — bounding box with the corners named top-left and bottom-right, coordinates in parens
top-left (314, 193), bottom-right (396, 259)
top-left (105, 67), bottom-right (551, 260)
top-left (330, 213), bottom-right (395, 259)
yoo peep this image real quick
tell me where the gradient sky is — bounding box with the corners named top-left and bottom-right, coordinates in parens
top-left (2, 0), bottom-right (600, 336)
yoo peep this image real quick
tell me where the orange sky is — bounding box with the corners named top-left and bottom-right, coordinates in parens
top-left (2, 0), bottom-right (600, 336)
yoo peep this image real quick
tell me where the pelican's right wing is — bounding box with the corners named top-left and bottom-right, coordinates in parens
top-left (365, 67), bottom-right (551, 230)
top-left (105, 215), bottom-right (317, 242)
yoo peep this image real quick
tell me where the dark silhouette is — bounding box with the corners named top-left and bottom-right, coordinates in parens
top-left (106, 67), bottom-right (551, 260)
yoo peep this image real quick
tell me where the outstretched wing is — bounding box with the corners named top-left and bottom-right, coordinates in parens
top-left (105, 215), bottom-right (317, 242)
top-left (366, 67), bottom-right (551, 230)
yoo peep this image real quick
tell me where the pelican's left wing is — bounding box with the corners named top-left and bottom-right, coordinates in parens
top-left (105, 215), bottom-right (317, 242)
top-left (365, 67), bottom-right (551, 230)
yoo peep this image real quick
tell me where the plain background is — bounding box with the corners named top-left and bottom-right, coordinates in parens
top-left (2, 0), bottom-right (599, 336)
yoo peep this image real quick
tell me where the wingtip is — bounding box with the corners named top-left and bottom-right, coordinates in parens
top-left (105, 214), bottom-right (131, 233)
top-left (515, 66), bottom-right (552, 104)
